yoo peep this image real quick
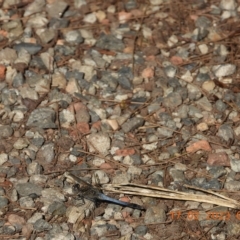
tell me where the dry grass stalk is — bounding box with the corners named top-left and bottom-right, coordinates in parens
top-left (103, 183), bottom-right (240, 209)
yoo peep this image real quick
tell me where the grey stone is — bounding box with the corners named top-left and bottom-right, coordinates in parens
top-left (64, 30), bottom-right (83, 45)
top-left (119, 222), bottom-right (133, 236)
top-left (0, 125), bottom-right (13, 138)
top-left (195, 16), bottom-right (212, 28)
top-left (19, 196), bottom-right (34, 208)
top-left (27, 162), bottom-right (42, 175)
top-left (191, 178), bottom-right (221, 190)
top-left (227, 223), bottom-right (240, 237)
top-left (90, 222), bottom-right (108, 237)
top-left (26, 108), bottom-right (56, 128)
top-left (13, 73), bottom-right (24, 87)
top-left (37, 29), bottom-right (56, 43)
top-left (75, 108), bottom-right (90, 123)
top-left (47, 201), bottom-right (66, 216)
top-left (41, 188), bottom-right (65, 205)
top-left (0, 196), bottom-right (8, 208)
top-left (117, 76), bottom-right (132, 90)
top-left (192, 28), bottom-right (209, 41)
top-left (134, 225), bottom-right (148, 236)
top-left (46, 1), bottom-right (68, 18)
top-left (196, 96), bottom-right (212, 111)
top-left (217, 124), bottom-right (234, 142)
top-left (31, 132), bottom-right (44, 147)
top-left (15, 182), bottom-right (42, 197)
top-left (174, 105), bottom-right (189, 118)
top-left (125, 0), bottom-right (137, 10)
top-left (49, 88), bottom-right (72, 105)
top-left (121, 117), bottom-right (144, 133)
top-left (215, 99), bottom-right (227, 112)
top-left (163, 92), bottom-right (182, 109)
top-left (157, 127), bottom-right (174, 138)
top-left (2, 225), bottom-right (15, 235)
top-left (144, 205), bottom-right (166, 224)
top-left (169, 168), bottom-right (185, 182)
top-left (2, 89), bottom-right (18, 106)
top-left (49, 17), bottom-right (69, 29)
top-left (112, 172), bottom-right (130, 184)
top-left (207, 166), bottom-right (226, 178)
top-left (33, 219), bottom-right (52, 232)
top-left (13, 43), bottom-right (42, 55)
top-left (96, 34), bottom-right (124, 51)
top-left (24, 0), bottom-right (46, 17)
top-left (7, 166), bottom-right (17, 178)
top-left (37, 143), bottom-right (55, 165)
top-left (117, 66), bottom-right (133, 90)
top-left (188, 106), bottom-right (203, 119)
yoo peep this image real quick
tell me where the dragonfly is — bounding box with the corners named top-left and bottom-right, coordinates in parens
top-left (64, 172), bottom-right (145, 210)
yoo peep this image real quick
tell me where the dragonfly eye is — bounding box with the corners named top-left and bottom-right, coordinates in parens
top-left (72, 184), bottom-right (81, 193)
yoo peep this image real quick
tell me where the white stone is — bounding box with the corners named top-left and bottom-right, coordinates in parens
top-left (92, 170), bottom-right (109, 184)
top-left (106, 119), bottom-right (119, 130)
top-left (202, 80), bottom-right (215, 91)
top-left (197, 122), bottom-right (209, 131)
top-left (35, 78), bottom-right (50, 93)
top-left (65, 79), bottom-right (81, 94)
top-left (123, 155), bottom-right (134, 165)
top-left (127, 166), bottom-right (142, 176)
top-left (52, 72), bottom-right (67, 89)
top-left (142, 26), bottom-right (152, 39)
top-left (14, 48), bottom-right (31, 65)
top-left (0, 153), bottom-right (8, 165)
top-left (84, 38), bottom-right (97, 46)
top-left (95, 10), bottom-right (106, 22)
top-left (212, 64), bottom-right (236, 77)
top-left (40, 52), bottom-right (54, 72)
top-left (142, 142), bottom-right (158, 151)
top-left (60, 109), bottom-right (75, 128)
top-left (87, 133), bottom-right (111, 155)
top-left (6, 66), bottom-right (17, 85)
top-left (181, 70), bottom-right (193, 83)
top-left (19, 86), bottom-right (38, 100)
top-left (27, 15), bottom-right (48, 28)
top-left (235, 126), bottom-right (240, 136)
top-left (149, 0), bottom-right (163, 5)
top-left (69, 155), bottom-right (77, 162)
top-left (74, 0), bottom-right (86, 9)
top-left (12, 110), bottom-right (24, 122)
top-left (221, 10), bottom-right (232, 20)
top-left (220, 0), bottom-right (237, 10)
top-left (78, 65), bottom-right (96, 82)
top-left (79, 29), bottom-right (93, 39)
top-left (92, 157), bottom-right (105, 166)
top-left (83, 13), bottom-right (97, 24)
top-left (167, 35), bottom-right (178, 47)
top-left (198, 44), bottom-right (208, 54)
top-left (107, 5), bottom-right (116, 13)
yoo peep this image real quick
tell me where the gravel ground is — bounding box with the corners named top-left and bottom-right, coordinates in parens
top-left (2, 0), bottom-right (240, 239)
